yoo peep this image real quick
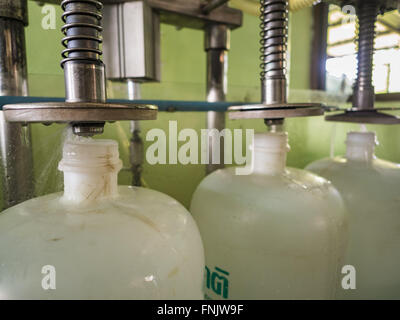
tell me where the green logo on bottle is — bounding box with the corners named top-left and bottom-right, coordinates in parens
top-left (205, 266), bottom-right (230, 299)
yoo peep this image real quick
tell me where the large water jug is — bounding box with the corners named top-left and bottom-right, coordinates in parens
top-left (0, 137), bottom-right (204, 299)
top-left (190, 131), bottom-right (348, 299)
top-left (306, 131), bottom-right (400, 299)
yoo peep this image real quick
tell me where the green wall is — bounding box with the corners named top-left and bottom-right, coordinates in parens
top-left (24, 1), bottom-right (400, 209)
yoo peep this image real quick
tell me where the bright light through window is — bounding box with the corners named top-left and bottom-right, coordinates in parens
top-left (326, 5), bottom-right (400, 95)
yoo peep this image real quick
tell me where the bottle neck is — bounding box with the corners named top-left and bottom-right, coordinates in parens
top-left (63, 170), bottom-right (119, 203)
top-left (346, 146), bottom-right (375, 163)
top-left (253, 150), bottom-right (287, 175)
top-left (252, 132), bottom-right (290, 175)
top-left (58, 138), bottom-right (122, 204)
top-left (345, 131), bottom-right (377, 164)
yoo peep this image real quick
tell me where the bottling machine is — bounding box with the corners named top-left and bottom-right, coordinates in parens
top-left (0, 0), bottom-right (243, 207)
top-left (0, 0), bottom-right (399, 210)
top-left (0, 0), bottom-right (400, 302)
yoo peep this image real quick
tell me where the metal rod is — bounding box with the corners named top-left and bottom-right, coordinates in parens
top-left (205, 24), bottom-right (229, 175)
top-left (0, 3), bottom-right (34, 210)
top-left (260, 0), bottom-right (288, 105)
top-left (127, 79), bottom-right (144, 187)
top-left (61, 0), bottom-right (106, 136)
top-left (352, 0), bottom-right (379, 110)
top-left (202, 0), bottom-right (230, 14)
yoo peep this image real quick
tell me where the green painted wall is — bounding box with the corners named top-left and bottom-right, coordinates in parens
top-left (24, 1), bottom-right (400, 209)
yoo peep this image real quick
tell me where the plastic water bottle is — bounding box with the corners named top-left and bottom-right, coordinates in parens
top-left (0, 137), bottom-right (204, 299)
top-left (191, 131), bottom-right (348, 300)
top-left (306, 131), bottom-right (400, 299)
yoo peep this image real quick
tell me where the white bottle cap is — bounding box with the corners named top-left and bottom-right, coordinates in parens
top-left (58, 138), bottom-right (123, 173)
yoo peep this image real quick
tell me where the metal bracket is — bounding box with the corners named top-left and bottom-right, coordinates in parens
top-left (103, 1), bottom-right (161, 81)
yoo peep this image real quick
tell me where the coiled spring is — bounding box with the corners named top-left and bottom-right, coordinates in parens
top-left (61, 0), bottom-right (103, 68)
top-left (259, 0), bottom-right (288, 81)
top-left (355, 1), bottom-right (379, 89)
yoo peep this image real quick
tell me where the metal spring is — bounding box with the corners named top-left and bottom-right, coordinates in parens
top-left (60, 0), bottom-right (103, 68)
top-left (355, 1), bottom-right (379, 89)
top-left (259, 0), bottom-right (288, 81)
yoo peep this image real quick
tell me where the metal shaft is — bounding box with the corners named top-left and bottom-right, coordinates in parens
top-left (127, 80), bottom-right (144, 187)
top-left (205, 24), bottom-right (229, 175)
top-left (260, 0), bottom-right (288, 105)
top-left (61, 0), bottom-right (106, 136)
top-left (352, 0), bottom-right (379, 110)
top-left (0, 0), bottom-right (34, 210)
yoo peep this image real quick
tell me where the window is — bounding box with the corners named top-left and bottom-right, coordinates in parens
top-left (326, 5), bottom-right (400, 96)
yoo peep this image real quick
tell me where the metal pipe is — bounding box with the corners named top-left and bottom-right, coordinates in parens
top-left (0, 0), bottom-right (34, 210)
top-left (127, 80), bottom-right (144, 187)
top-left (202, 0), bottom-right (230, 14)
top-left (205, 24), bottom-right (229, 175)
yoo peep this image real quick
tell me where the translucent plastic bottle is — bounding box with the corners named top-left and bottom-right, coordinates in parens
top-left (306, 131), bottom-right (400, 299)
top-left (191, 132), bottom-right (348, 300)
top-left (0, 137), bottom-right (204, 299)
